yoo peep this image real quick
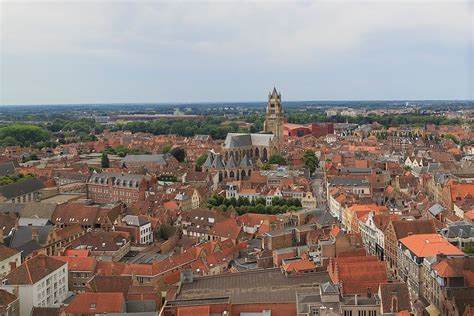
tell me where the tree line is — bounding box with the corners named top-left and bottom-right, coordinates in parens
top-left (207, 194), bottom-right (302, 215)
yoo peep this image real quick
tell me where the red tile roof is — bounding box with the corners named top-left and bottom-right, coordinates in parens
top-left (282, 259), bottom-right (316, 273)
top-left (329, 256), bottom-right (387, 295)
top-left (52, 256), bottom-right (96, 272)
top-left (399, 234), bottom-right (464, 257)
top-left (177, 305), bottom-right (210, 316)
top-left (3, 255), bottom-right (66, 285)
top-left (63, 249), bottom-right (90, 257)
top-left (65, 292), bottom-right (125, 314)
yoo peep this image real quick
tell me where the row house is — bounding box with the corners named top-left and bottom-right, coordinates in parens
top-left (342, 203), bottom-right (386, 233)
top-left (359, 212), bottom-right (394, 261)
top-left (396, 233), bottom-right (464, 300)
top-left (52, 200), bottom-right (123, 231)
top-left (440, 221), bottom-right (474, 250)
top-left (5, 224), bottom-right (85, 260)
top-left (328, 187), bottom-right (357, 220)
top-left (421, 255), bottom-right (474, 311)
top-left (384, 219), bottom-right (437, 279)
top-left (327, 177), bottom-right (371, 199)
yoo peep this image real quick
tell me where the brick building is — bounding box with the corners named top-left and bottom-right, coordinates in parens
top-left (87, 173), bottom-right (154, 205)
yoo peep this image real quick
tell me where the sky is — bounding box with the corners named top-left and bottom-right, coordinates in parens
top-left (1, 1), bottom-right (474, 105)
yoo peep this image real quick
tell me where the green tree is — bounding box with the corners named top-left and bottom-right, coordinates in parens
top-left (162, 144), bottom-right (172, 154)
top-left (0, 124), bottom-right (50, 147)
top-left (268, 154), bottom-right (287, 165)
top-left (157, 224), bottom-right (171, 240)
top-left (101, 152), bottom-right (110, 168)
top-left (170, 147), bottom-right (186, 162)
top-left (302, 150), bottom-right (319, 174)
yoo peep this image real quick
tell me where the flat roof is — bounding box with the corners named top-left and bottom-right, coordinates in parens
top-left (175, 268), bottom-right (330, 305)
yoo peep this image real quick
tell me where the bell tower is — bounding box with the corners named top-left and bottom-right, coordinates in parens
top-left (263, 87), bottom-right (284, 150)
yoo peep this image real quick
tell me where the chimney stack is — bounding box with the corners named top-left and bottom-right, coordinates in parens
top-left (391, 291), bottom-right (399, 313)
top-left (9, 261), bottom-right (16, 271)
top-left (31, 228), bottom-right (39, 242)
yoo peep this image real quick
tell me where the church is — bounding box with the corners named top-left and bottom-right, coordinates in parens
top-left (202, 87), bottom-right (285, 181)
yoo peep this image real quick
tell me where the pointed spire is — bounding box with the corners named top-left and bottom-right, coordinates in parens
top-left (202, 152), bottom-right (214, 168)
top-left (270, 86), bottom-right (280, 98)
top-left (226, 155), bottom-right (237, 168)
top-left (211, 154), bottom-right (225, 169)
top-left (239, 154), bottom-right (252, 168)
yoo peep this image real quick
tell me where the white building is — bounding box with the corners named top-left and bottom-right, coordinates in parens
top-left (1, 255), bottom-right (68, 316)
top-left (358, 212), bottom-right (386, 261)
top-left (122, 215), bottom-right (153, 245)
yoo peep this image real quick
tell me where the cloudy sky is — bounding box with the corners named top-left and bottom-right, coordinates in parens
top-left (1, 1), bottom-right (473, 105)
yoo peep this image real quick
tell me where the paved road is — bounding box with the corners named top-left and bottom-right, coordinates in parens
top-left (312, 169), bottom-right (328, 210)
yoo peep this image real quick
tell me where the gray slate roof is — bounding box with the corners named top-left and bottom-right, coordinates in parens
top-left (0, 162), bottom-right (16, 177)
top-left (327, 177), bottom-right (368, 187)
top-left (123, 215), bottom-right (149, 227)
top-left (441, 221), bottom-right (474, 238)
top-left (224, 133), bottom-right (273, 149)
top-left (0, 178), bottom-right (45, 199)
top-left (121, 154), bottom-right (171, 164)
top-left (428, 203), bottom-right (445, 216)
top-left (0, 202), bottom-right (58, 218)
top-left (239, 155), bottom-right (252, 168)
top-left (226, 155), bottom-right (237, 168)
top-left (89, 173), bottom-right (150, 188)
top-left (202, 154), bottom-right (214, 168)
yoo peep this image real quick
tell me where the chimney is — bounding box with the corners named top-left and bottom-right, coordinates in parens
top-left (349, 235), bottom-right (356, 247)
top-left (391, 291), bottom-right (399, 313)
top-left (354, 294), bottom-right (358, 306)
top-left (367, 287), bottom-right (372, 298)
top-left (31, 228), bottom-right (39, 242)
top-left (9, 261), bottom-right (16, 271)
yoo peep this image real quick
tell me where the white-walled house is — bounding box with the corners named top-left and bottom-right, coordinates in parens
top-left (0, 255), bottom-right (68, 316)
top-left (122, 215), bottom-right (154, 245)
top-left (358, 212), bottom-right (387, 261)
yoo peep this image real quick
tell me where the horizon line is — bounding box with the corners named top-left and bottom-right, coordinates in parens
top-left (1, 98), bottom-right (474, 107)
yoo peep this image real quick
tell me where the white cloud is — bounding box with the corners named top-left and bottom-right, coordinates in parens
top-left (2, 0), bottom-right (472, 67)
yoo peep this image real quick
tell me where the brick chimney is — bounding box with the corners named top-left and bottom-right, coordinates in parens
top-left (391, 290), bottom-right (398, 312)
top-left (9, 261), bottom-right (16, 271)
top-left (31, 228), bottom-right (39, 242)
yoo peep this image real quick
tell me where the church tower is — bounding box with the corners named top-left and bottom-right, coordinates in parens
top-left (263, 87), bottom-right (284, 151)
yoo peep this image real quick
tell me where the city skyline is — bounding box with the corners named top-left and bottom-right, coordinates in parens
top-left (1, 1), bottom-right (474, 105)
